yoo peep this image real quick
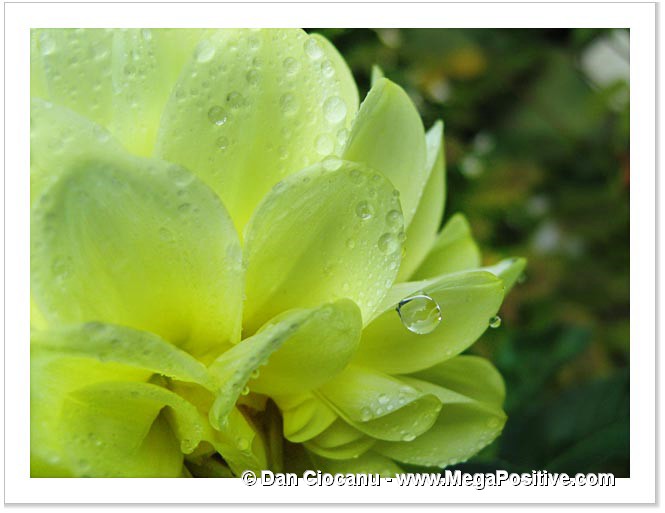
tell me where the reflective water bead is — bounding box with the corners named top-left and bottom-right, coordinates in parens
top-left (396, 294), bottom-right (442, 335)
top-left (207, 106), bottom-right (228, 126)
top-left (489, 315), bottom-right (502, 328)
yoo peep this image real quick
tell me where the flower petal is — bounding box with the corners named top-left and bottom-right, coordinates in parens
top-left (304, 419), bottom-right (375, 460)
top-left (31, 342), bottom-right (203, 478)
top-left (243, 161), bottom-right (403, 333)
top-left (353, 270), bottom-right (504, 374)
top-left (30, 28), bottom-right (205, 156)
top-left (411, 213), bottom-right (481, 280)
top-left (32, 323), bottom-right (215, 389)
top-left (250, 299), bottom-right (362, 395)
top-left (343, 78), bottom-right (427, 226)
top-left (309, 451), bottom-right (403, 477)
top-left (208, 304), bottom-right (349, 428)
top-left (482, 257), bottom-right (527, 293)
top-left (30, 146), bottom-right (243, 358)
top-left (155, 29), bottom-right (358, 232)
top-left (30, 99), bottom-right (123, 204)
top-left (317, 366), bottom-right (442, 442)
top-left (398, 121), bottom-right (446, 281)
top-left (274, 393), bottom-right (337, 443)
top-left (375, 358), bottom-right (506, 468)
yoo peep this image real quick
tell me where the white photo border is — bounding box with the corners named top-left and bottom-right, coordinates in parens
top-left (4, 1), bottom-right (655, 504)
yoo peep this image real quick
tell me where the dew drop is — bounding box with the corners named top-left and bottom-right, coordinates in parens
top-left (304, 37), bottom-right (323, 60)
top-left (489, 315), bottom-right (502, 329)
top-left (195, 40), bottom-right (216, 63)
top-left (216, 136), bottom-right (229, 151)
top-left (355, 200), bottom-right (374, 220)
top-left (315, 134), bottom-right (333, 155)
top-left (283, 57), bottom-right (300, 75)
top-left (378, 232), bottom-right (400, 254)
top-left (320, 59), bottom-right (334, 77)
top-left (322, 156), bottom-right (342, 171)
top-left (323, 96), bottom-right (347, 124)
top-left (385, 210), bottom-right (402, 228)
top-left (141, 29), bottom-right (152, 41)
top-left (487, 417), bottom-right (500, 428)
top-left (377, 394), bottom-right (389, 405)
top-left (241, 386), bottom-right (250, 396)
top-left (207, 106), bottom-right (228, 126)
top-left (250, 369), bottom-right (260, 379)
top-left (279, 93), bottom-right (298, 116)
top-left (345, 238), bottom-right (356, 249)
top-left (226, 91), bottom-right (245, 109)
top-left (396, 294), bottom-right (442, 335)
top-left (402, 433), bottom-right (416, 442)
top-left (236, 437), bottom-right (250, 451)
top-left (39, 33), bottom-right (56, 55)
top-left (246, 69), bottom-right (259, 85)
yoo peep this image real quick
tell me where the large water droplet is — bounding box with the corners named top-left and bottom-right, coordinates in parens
top-left (216, 136), bottom-right (229, 151)
top-left (195, 40), bottom-right (216, 63)
top-left (226, 91), bottom-right (245, 109)
top-left (396, 294), bottom-right (442, 335)
top-left (279, 93), bottom-right (298, 116)
top-left (283, 57), bottom-right (300, 75)
top-left (39, 33), bottom-right (56, 55)
top-left (489, 315), bottom-right (502, 329)
top-left (304, 38), bottom-right (323, 60)
top-left (355, 200), bottom-right (374, 220)
top-left (207, 106), bottom-right (228, 126)
top-left (323, 96), bottom-right (347, 124)
top-left (315, 134), bottom-right (333, 155)
top-left (386, 209), bottom-right (402, 228)
top-left (378, 232), bottom-right (399, 254)
top-left (320, 59), bottom-right (334, 77)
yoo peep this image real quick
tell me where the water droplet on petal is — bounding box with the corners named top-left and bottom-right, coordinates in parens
top-left (304, 37), bottom-right (323, 60)
top-left (39, 33), bottom-right (56, 55)
top-left (396, 294), bottom-right (442, 335)
top-left (323, 96), bottom-right (347, 124)
top-left (320, 59), bottom-right (334, 77)
top-left (315, 134), bottom-right (333, 155)
top-left (386, 209), bottom-right (402, 228)
top-left (279, 93), bottom-right (298, 116)
top-left (195, 40), bottom-right (216, 63)
top-left (378, 394), bottom-right (389, 405)
top-left (226, 91), bottom-right (245, 109)
top-left (283, 57), bottom-right (300, 75)
top-left (402, 433), bottom-right (416, 442)
top-left (241, 386), bottom-right (250, 396)
top-left (355, 200), bottom-right (374, 220)
top-left (489, 315), bottom-right (502, 329)
top-left (378, 232), bottom-right (400, 254)
top-left (322, 156), bottom-right (342, 171)
top-left (207, 106), bottom-right (228, 126)
top-left (360, 407), bottom-right (372, 421)
top-left (216, 136), bottom-right (229, 151)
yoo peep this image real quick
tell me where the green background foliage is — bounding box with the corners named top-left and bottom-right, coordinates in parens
top-left (312, 28), bottom-right (630, 477)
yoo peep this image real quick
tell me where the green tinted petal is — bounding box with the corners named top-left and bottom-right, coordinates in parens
top-left (354, 270), bottom-right (504, 374)
top-left (32, 323), bottom-right (215, 390)
top-left (30, 99), bottom-right (123, 204)
top-left (371, 65), bottom-right (385, 86)
top-left (59, 382), bottom-right (202, 477)
top-left (31, 28), bottom-right (205, 156)
top-left (156, 29), bottom-right (358, 232)
top-left (398, 121), bottom-right (446, 281)
top-left (310, 451), bottom-right (403, 477)
top-left (249, 299), bottom-right (361, 395)
top-left (274, 393), bottom-right (338, 443)
top-left (30, 149), bottom-right (243, 358)
top-left (412, 213), bottom-right (481, 280)
top-left (305, 419), bottom-right (375, 460)
top-left (208, 305), bottom-right (343, 428)
top-left (374, 366), bottom-right (506, 468)
top-left (411, 355), bottom-right (506, 407)
top-left (318, 366), bottom-right (442, 442)
top-left (343, 78), bottom-right (427, 226)
top-left (243, 161), bottom-right (403, 333)
top-left (482, 257), bottom-right (527, 293)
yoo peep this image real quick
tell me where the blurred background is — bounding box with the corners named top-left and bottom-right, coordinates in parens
top-left (311, 28), bottom-right (630, 477)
